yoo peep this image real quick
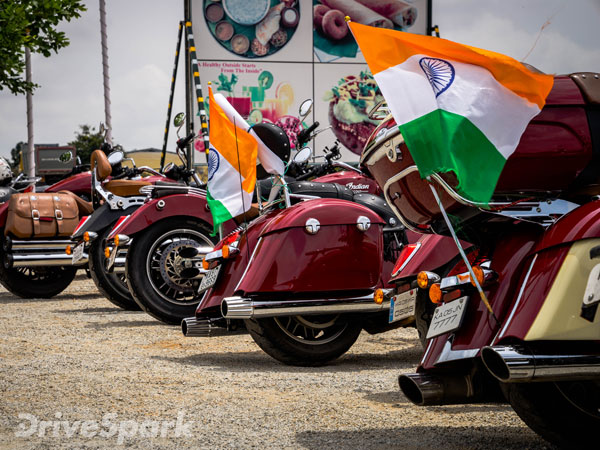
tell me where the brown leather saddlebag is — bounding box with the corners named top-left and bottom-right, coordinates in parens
top-left (4, 193), bottom-right (79, 238)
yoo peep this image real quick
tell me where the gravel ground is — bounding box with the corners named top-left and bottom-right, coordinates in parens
top-left (0, 274), bottom-right (551, 449)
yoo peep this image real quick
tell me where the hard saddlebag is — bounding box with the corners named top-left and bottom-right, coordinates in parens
top-left (5, 193), bottom-right (79, 238)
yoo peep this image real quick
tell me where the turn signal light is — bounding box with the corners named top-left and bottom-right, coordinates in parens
top-left (202, 258), bottom-right (209, 270)
top-left (429, 283), bottom-right (442, 304)
top-left (471, 265), bottom-right (484, 287)
top-left (83, 231), bottom-right (90, 242)
top-left (65, 245), bottom-right (72, 255)
top-left (417, 271), bottom-right (429, 289)
top-left (114, 234), bottom-right (120, 247)
top-left (222, 244), bottom-right (230, 259)
top-left (374, 289), bottom-right (384, 305)
top-left (104, 247), bottom-right (111, 259)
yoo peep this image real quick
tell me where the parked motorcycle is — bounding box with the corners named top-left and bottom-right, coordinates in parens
top-left (68, 133), bottom-right (195, 309)
top-left (362, 73), bottom-right (600, 447)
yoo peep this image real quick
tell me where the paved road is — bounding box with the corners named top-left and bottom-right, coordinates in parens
top-left (0, 275), bottom-right (550, 449)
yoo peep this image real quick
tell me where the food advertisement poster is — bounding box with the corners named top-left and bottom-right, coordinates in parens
top-left (192, 0), bottom-right (430, 162)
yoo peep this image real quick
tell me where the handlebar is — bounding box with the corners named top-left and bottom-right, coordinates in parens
top-left (297, 121), bottom-right (319, 146)
top-left (177, 132), bottom-right (196, 150)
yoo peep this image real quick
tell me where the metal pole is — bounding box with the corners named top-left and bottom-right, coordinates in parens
top-left (25, 46), bottom-right (35, 191)
top-left (99, 0), bottom-right (112, 146)
top-left (184, 21), bottom-right (210, 161)
top-left (184, 0), bottom-right (193, 170)
top-left (160, 21), bottom-right (184, 171)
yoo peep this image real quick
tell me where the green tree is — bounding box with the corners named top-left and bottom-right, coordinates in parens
top-left (9, 141), bottom-right (26, 170)
top-left (68, 125), bottom-right (111, 164)
top-left (0, 0), bottom-right (86, 94)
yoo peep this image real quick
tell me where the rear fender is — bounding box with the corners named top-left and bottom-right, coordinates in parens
top-left (71, 203), bottom-right (139, 239)
top-left (0, 202), bottom-right (8, 228)
top-left (107, 193), bottom-right (216, 239)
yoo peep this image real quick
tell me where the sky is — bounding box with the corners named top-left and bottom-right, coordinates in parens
top-left (1, 0), bottom-right (599, 162)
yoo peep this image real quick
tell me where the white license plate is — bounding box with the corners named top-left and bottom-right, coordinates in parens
top-left (426, 296), bottom-right (469, 340)
top-left (72, 242), bottom-right (84, 263)
top-left (389, 288), bottom-right (417, 323)
top-left (198, 266), bottom-right (221, 294)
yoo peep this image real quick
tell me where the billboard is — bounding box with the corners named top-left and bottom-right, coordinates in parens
top-left (192, 0), bottom-right (431, 162)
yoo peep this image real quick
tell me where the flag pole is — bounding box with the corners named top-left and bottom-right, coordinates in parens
top-left (427, 178), bottom-right (500, 325)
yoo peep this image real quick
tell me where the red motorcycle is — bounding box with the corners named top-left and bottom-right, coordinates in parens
top-left (362, 73), bottom-right (600, 447)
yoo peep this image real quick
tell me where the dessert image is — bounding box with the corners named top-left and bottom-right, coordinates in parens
top-left (313, 0), bottom-right (420, 60)
top-left (323, 71), bottom-right (384, 155)
top-left (204, 0), bottom-right (300, 58)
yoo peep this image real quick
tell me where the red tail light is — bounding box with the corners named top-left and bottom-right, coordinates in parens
top-left (391, 242), bottom-right (422, 277)
top-left (212, 229), bottom-right (242, 252)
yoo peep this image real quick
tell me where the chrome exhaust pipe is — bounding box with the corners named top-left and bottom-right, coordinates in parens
top-left (221, 294), bottom-right (389, 320)
top-left (181, 317), bottom-right (246, 337)
top-left (178, 246), bottom-right (214, 258)
top-left (6, 252), bottom-right (88, 267)
top-left (398, 373), bottom-right (479, 406)
top-left (112, 256), bottom-right (126, 274)
top-left (481, 345), bottom-right (600, 383)
top-left (6, 238), bottom-right (76, 250)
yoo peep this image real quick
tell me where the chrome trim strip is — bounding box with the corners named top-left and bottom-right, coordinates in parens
top-left (233, 236), bottom-right (263, 293)
top-left (497, 254), bottom-right (538, 341)
top-left (434, 337), bottom-right (480, 365)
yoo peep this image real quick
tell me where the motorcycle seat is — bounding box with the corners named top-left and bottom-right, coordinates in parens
top-left (287, 181), bottom-right (354, 201)
top-left (90, 150), bottom-right (112, 181)
top-left (103, 179), bottom-right (152, 197)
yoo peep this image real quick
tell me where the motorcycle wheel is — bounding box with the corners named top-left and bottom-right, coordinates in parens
top-left (88, 227), bottom-right (140, 311)
top-left (0, 262), bottom-right (77, 298)
top-left (125, 218), bottom-right (216, 324)
top-left (245, 314), bottom-right (362, 366)
top-left (503, 380), bottom-right (600, 447)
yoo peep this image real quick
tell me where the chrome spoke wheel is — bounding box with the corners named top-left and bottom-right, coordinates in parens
top-left (145, 229), bottom-right (213, 306)
top-left (274, 315), bottom-right (349, 346)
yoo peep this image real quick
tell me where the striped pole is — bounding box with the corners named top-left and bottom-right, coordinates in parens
top-left (160, 21), bottom-right (184, 171)
top-left (185, 21), bottom-right (210, 160)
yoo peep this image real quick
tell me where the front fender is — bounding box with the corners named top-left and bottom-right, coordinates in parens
top-left (107, 193), bottom-right (216, 239)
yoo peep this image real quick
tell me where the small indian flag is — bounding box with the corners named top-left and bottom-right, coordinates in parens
top-left (348, 22), bottom-right (554, 204)
top-left (207, 87), bottom-right (258, 232)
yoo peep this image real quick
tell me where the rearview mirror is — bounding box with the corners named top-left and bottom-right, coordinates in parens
top-left (107, 150), bottom-right (124, 165)
top-left (367, 100), bottom-right (390, 120)
top-left (299, 99), bottom-right (313, 119)
top-left (173, 112), bottom-right (186, 128)
top-left (293, 147), bottom-right (312, 164)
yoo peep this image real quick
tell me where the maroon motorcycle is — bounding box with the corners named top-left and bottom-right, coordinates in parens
top-left (361, 73), bottom-right (600, 447)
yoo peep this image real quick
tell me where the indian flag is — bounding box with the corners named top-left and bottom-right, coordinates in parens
top-left (207, 87), bottom-right (258, 232)
top-left (348, 22), bottom-right (554, 204)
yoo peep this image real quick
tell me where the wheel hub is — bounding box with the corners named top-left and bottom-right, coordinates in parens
top-left (158, 239), bottom-right (198, 292)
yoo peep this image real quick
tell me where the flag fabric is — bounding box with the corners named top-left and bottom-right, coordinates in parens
top-left (207, 88), bottom-right (258, 232)
top-left (348, 22), bottom-right (554, 204)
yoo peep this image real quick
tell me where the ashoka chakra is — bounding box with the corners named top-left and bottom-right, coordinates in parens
top-left (419, 57), bottom-right (455, 98)
top-left (207, 147), bottom-right (220, 182)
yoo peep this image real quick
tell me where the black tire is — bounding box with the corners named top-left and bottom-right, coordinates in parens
top-left (245, 314), bottom-right (363, 366)
top-left (88, 226), bottom-right (140, 310)
top-left (503, 380), bottom-right (600, 448)
top-left (125, 218), bottom-right (217, 324)
top-left (0, 261), bottom-right (77, 298)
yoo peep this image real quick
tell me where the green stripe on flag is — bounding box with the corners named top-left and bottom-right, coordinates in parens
top-left (206, 189), bottom-right (233, 235)
top-left (399, 109), bottom-right (506, 205)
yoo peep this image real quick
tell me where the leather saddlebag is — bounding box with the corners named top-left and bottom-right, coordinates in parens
top-left (4, 193), bottom-right (79, 238)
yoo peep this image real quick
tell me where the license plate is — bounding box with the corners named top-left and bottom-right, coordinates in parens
top-left (72, 242), bottom-right (84, 263)
top-left (426, 296), bottom-right (469, 340)
top-left (198, 266), bottom-right (221, 294)
top-left (389, 288), bottom-right (417, 323)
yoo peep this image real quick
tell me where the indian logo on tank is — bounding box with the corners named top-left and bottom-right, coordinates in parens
top-left (419, 57), bottom-right (455, 97)
top-left (346, 182), bottom-right (371, 193)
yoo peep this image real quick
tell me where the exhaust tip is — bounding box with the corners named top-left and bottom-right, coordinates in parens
top-left (481, 346), bottom-right (511, 382)
top-left (398, 374), bottom-right (426, 405)
top-left (179, 247), bottom-right (200, 258)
